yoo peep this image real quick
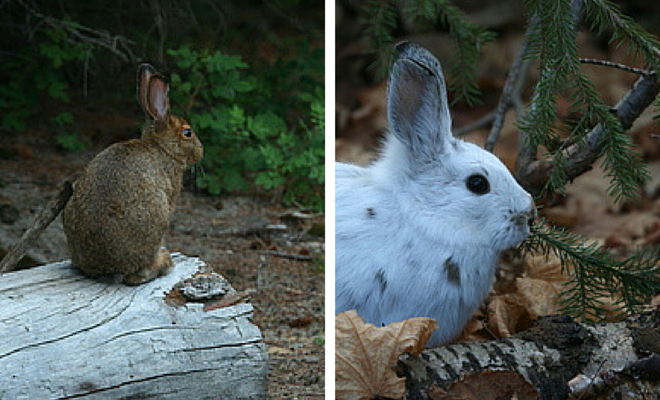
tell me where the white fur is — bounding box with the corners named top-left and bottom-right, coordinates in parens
top-left (335, 42), bottom-right (534, 347)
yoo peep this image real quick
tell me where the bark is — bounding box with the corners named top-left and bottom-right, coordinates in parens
top-left (399, 313), bottom-right (660, 400)
top-left (517, 72), bottom-right (660, 197)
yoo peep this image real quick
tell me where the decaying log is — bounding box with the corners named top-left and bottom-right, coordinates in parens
top-left (399, 313), bottom-right (660, 400)
top-left (0, 254), bottom-right (268, 400)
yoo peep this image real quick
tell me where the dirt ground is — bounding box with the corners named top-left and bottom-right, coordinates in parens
top-left (0, 133), bottom-right (325, 399)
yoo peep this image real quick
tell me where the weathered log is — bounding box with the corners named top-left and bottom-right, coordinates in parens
top-left (399, 313), bottom-right (660, 400)
top-left (0, 254), bottom-right (268, 400)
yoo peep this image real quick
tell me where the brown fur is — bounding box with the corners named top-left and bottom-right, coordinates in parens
top-left (62, 65), bottom-right (203, 285)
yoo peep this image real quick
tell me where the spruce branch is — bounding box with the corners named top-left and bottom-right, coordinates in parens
top-left (517, 73), bottom-right (660, 198)
top-left (584, 0), bottom-right (660, 70)
top-left (361, 0), bottom-right (495, 105)
top-left (516, 0), bottom-right (659, 201)
top-left (521, 219), bottom-right (660, 320)
top-left (404, 0), bottom-right (495, 106)
top-left (361, 0), bottom-right (398, 79)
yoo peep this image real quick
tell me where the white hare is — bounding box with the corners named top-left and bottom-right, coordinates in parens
top-left (335, 42), bottom-right (536, 347)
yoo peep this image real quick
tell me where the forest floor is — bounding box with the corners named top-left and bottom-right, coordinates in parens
top-left (0, 130), bottom-right (325, 399)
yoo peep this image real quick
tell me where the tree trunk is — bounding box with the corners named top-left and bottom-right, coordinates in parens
top-left (399, 313), bottom-right (660, 400)
top-left (0, 254), bottom-right (267, 400)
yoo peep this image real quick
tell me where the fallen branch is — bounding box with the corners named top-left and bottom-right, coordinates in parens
top-left (0, 180), bottom-right (73, 274)
top-left (399, 311), bottom-right (660, 399)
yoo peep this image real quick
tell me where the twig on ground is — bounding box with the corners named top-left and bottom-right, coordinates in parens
top-left (0, 180), bottom-right (73, 274)
top-left (260, 250), bottom-right (313, 261)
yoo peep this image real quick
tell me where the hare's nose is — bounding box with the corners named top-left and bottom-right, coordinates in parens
top-left (512, 199), bottom-right (537, 228)
top-left (527, 200), bottom-right (537, 228)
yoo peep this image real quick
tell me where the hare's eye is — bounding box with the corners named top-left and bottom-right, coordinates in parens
top-left (182, 128), bottom-right (193, 138)
top-left (466, 174), bottom-right (489, 195)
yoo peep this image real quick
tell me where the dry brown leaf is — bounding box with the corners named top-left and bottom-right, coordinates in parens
top-left (487, 294), bottom-right (530, 338)
top-left (524, 253), bottom-right (565, 283)
top-left (427, 371), bottom-right (540, 400)
top-left (456, 310), bottom-right (490, 343)
top-left (652, 294), bottom-right (660, 308)
top-left (335, 310), bottom-right (438, 400)
top-left (516, 277), bottom-right (560, 319)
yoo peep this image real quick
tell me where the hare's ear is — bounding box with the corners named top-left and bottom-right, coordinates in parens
top-left (387, 42), bottom-right (453, 160)
top-left (145, 74), bottom-right (170, 122)
top-left (137, 64), bottom-right (157, 117)
top-left (137, 63), bottom-right (169, 122)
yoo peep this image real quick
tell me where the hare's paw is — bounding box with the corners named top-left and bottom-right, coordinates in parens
top-left (156, 247), bottom-right (174, 276)
top-left (123, 268), bottom-right (160, 285)
top-left (123, 248), bottom-right (173, 285)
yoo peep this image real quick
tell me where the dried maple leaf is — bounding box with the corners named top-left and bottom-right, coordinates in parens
top-left (487, 294), bottom-right (530, 338)
top-left (516, 277), bottom-right (560, 319)
top-left (335, 310), bottom-right (438, 400)
top-left (524, 253), bottom-right (565, 283)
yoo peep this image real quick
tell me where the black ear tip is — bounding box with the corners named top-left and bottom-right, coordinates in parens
top-left (138, 63), bottom-right (157, 75)
top-left (392, 42), bottom-right (444, 78)
top-left (394, 41), bottom-right (417, 58)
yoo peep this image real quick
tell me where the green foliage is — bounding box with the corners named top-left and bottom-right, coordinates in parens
top-left (0, 26), bottom-right (84, 132)
top-left (56, 133), bottom-right (86, 153)
top-left (521, 220), bottom-right (660, 321)
top-left (584, 0), bottom-right (660, 72)
top-left (314, 331), bottom-right (325, 346)
top-left (361, 0), bottom-right (398, 77)
top-left (54, 111), bottom-right (86, 153)
top-left (168, 45), bottom-right (324, 209)
top-left (361, 0), bottom-right (495, 105)
top-left (404, 0), bottom-right (496, 106)
top-left (520, 0), bottom-right (651, 201)
top-left (515, 0), bottom-right (660, 321)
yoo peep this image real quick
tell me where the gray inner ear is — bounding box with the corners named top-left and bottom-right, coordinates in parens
top-left (387, 55), bottom-right (452, 162)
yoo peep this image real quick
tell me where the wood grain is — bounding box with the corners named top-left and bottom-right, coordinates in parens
top-left (0, 254), bottom-right (267, 400)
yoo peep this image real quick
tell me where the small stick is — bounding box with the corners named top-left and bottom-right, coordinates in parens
top-left (485, 34), bottom-right (534, 152)
top-left (260, 250), bottom-right (313, 261)
top-left (453, 111), bottom-right (495, 137)
top-left (0, 180), bottom-right (74, 274)
top-left (202, 289), bottom-right (255, 311)
top-left (580, 58), bottom-right (656, 76)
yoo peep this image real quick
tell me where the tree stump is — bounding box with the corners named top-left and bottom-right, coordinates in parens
top-left (0, 254), bottom-right (268, 400)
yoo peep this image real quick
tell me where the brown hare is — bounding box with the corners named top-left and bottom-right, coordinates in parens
top-left (63, 64), bottom-right (203, 285)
